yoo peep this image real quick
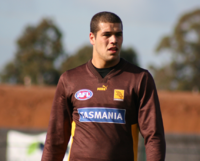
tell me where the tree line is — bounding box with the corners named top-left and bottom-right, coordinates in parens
top-left (150, 9), bottom-right (200, 91)
top-left (0, 19), bottom-right (138, 85)
top-left (1, 8), bottom-right (200, 91)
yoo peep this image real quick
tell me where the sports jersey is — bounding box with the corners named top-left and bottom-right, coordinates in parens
top-left (41, 58), bottom-right (166, 161)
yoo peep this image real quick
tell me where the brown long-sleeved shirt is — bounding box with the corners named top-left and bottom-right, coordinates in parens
top-left (41, 58), bottom-right (166, 161)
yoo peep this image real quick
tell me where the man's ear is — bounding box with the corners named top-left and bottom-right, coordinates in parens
top-left (89, 32), bottom-right (95, 45)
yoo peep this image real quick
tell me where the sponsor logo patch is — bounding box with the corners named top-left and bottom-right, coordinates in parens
top-left (114, 89), bottom-right (124, 101)
top-left (97, 85), bottom-right (108, 91)
top-left (75, 89), bottom-right (93, 100)
top-left (78, 107), bottom-right (126, 124)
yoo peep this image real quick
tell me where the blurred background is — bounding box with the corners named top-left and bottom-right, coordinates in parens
top-left (0, 0), bottom-right (200, 160)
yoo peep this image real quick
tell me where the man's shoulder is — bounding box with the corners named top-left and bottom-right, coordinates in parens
top-left (62, 62), bottom-right (88, 75)
top-left (121, 59), bottom-right (155, 85)
top-left (121, 58), bottom-right (148, 74)
top-left (59, 61), bottom-right (90, 84)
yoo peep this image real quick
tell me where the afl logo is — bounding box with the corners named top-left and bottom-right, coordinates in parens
top-left (75, 89), bottom-right (93, 100)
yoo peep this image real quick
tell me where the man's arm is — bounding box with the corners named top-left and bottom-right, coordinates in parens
top-left (41, 75), bottom-right (72, 161)
top-left (137, 71), bottom-right (166, 161)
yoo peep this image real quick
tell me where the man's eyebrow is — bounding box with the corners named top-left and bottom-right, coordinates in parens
top-left (102, 31), bottom-right (123, 34)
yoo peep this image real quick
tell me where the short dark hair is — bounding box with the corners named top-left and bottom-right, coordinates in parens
top-left (90, 11), bottom-right (123, 36)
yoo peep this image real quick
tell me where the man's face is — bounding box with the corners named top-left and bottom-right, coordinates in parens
top-left (90, 22), bottom-right (123, 66)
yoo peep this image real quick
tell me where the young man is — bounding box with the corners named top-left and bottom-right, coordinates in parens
top-left (42, 12), bottom-right (166, 161)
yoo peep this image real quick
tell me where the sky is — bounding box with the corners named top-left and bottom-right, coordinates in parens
top-left (1, 0), bottom-right (200, 71)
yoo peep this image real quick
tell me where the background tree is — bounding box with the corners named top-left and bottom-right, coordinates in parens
top-left (120, 47), bottom-right (139, 66)
top-left (60, 45), bottom-right (93, 73)
top-left (60, 45), bottom-right (139, 73)
top-left (151, 9), bottom-right (200, 91)
top-left (1, 19), bottom-right (64, 85)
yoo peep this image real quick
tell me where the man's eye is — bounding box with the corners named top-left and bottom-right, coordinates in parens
top-left (104, 34), bottom-right (111, 37)
top-left (116, 33), bottom-right (122, 37)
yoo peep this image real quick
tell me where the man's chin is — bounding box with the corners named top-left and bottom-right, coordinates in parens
top-left (106, 55), bottom-right (120, 63)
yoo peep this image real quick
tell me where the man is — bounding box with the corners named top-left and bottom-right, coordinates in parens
top-left (42, 11), bottom-right (166, 161)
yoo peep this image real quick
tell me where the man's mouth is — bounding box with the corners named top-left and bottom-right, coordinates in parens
top-left (108, 47), bottom-right (118, 51)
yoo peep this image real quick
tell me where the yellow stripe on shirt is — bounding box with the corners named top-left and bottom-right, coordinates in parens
top-left (131, 123), bottom-right (139, 161)
top-left (68, 121), bottom-right (76, 161)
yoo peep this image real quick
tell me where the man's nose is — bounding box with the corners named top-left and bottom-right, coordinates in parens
top-left (110, 35), bottom-right (117, 44)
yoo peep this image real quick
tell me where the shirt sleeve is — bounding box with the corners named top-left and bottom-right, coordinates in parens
top-left (137, 71), bottom-right (166, 161)
top-left (41, 75), bottom-right (72, 161)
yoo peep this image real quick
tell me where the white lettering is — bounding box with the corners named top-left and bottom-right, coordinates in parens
top-left (80, 112), bottom-right (84, 118)
top-left (108, 112), bottom-right (113, 119)
top-left (86, 92), bottom-right (90, 97)
top-left (89, 111), bottom-right (94, 118)
top-left (78, 93), bottom-right (85, 98)
top-left (79, 109), bottom-right (125, 123)
top-left (117, 113), bottom-right (123, 120)
top-left (84, 112), bottom-right (88, 118)
top-left (95, 112), bottom-right (101, 119)
top-left (102, 112), bottom-right (107, 119)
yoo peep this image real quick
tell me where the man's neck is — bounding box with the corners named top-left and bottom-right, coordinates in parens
top-left (93, 59), bottom-right (121, 78)
top-left (92, 58), bottom-right (120, 69)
